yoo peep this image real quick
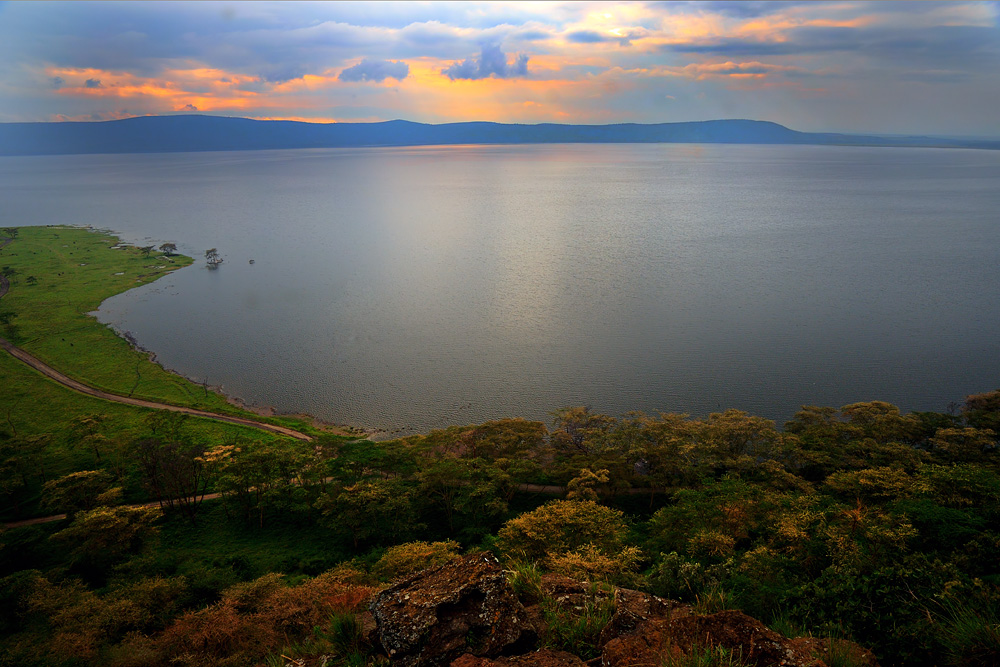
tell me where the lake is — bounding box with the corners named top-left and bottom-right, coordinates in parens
top-left (3, 143), bottom-right (999, 435)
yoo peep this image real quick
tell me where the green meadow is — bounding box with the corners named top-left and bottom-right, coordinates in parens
top-left (0, 226), bottom-right (329, 516)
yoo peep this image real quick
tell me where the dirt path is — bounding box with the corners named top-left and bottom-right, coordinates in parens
top-left (4, 483), bottom-right (570, 530)
top-left (0, 235), bottom-right (312, 442)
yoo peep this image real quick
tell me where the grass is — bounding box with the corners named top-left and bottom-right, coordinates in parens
top-left (0, 226), bottom-right (324, 431)
top-left (148, 502), bottom-right (351, 581)
top-left (933, 597), bottom-right (1000, 666)
top-left (537, 581), bottom-right (616, 660)
top-left (661, 644), bottom-right (753, 667)
top-left (0, 225), bottom-right (350, 519)
top-left (266, 612), bottom-right (386, 667)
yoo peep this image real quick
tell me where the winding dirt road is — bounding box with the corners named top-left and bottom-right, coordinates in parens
top-left (0, 234), bottom-right (312, 442)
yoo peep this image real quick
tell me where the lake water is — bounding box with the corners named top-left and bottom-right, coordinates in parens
top-left (3, 144), bottom-right (999, 435)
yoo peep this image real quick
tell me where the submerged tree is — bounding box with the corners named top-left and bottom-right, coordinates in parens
top-left (204, 248), bottom-right (222, 267)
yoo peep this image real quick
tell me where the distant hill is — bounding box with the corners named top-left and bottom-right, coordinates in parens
top-left (1, 115), bottom-right (997, 156)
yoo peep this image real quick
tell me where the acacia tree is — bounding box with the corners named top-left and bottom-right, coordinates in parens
top-left (159, 242), bottom-right (177, 256)
top-left (139, 245), bottom-right (155, 258)
top-left (203, 441), bottom-right (308, 527)
top-left (50, 505), bottom-right (161, 572)
top-left (41, 470), bottom-right (121, 518)
top-left (315, 479), bottom-right (417, 548)
top-left (72, 414), bottom-right (108, 462)
top-left (134, 437), bottom-right (209, 523)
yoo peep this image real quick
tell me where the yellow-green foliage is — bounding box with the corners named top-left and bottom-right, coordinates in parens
top-left (51, 505), bottom-right (162, 568)
top-left (497, 500), bottom-right (627, 567)
top-left (824, 466), bottom-right (929, 503)
top-left (565, 468), bottom-right (609, 501)
top-left (373, 540), bottom-right (461, 581)
top-left (547, 543), bottom-right (644, 586)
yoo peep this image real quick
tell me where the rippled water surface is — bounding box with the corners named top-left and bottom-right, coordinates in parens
top-left (3, 144), bottom-right (999, 434)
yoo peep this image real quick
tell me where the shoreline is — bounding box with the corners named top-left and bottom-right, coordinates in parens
top-left (0, 225), bottom-right (340, 444)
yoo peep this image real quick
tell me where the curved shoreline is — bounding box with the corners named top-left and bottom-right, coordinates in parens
top-left (0, 233), bottom-right (313, 442)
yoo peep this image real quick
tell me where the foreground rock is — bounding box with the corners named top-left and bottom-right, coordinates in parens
top-left (451, 649), bottom-right (588, 667)
top-left (370, 552), bottom-right (535, 667)
top-left (367, 554), bottom-right (876, 667)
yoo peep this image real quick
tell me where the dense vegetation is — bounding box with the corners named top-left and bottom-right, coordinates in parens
top-left (2, 227), bottom-right (998, 666)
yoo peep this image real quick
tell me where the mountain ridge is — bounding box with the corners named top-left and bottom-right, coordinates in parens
top-left (1, 114), bottom-right (997, 156)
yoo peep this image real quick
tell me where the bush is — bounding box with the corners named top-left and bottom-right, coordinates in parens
top-left (496, 500), bottom-right (629, 563)
top-left (372, 540), bottom-right (460, 581)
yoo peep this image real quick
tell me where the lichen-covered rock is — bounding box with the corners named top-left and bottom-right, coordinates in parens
top-left (664, 611), bottom-right (822, 666)
top-left (601, 609), bottom-right (830, 667)
top-left (597, 587), bottom-right (690, 648)
top-left (370, 552), bottom-right (536, 667)
top-left (789, 637), bottom-right (880, 667)
top-left (600, 619), bottom-right (685, 667)
top-left (451, 648), bottom-right (588, 667)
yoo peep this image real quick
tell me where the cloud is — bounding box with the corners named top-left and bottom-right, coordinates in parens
top-left (442, 43), bottom-right (529, 80)
top-left (182, 103), bottom-right (198, 111)
top-left (681, 1), bottom-right (806, 19)
top-left (567, 30), bottom-right (610, 44)
top-left (339, 58), bottom-right (409, 82)
top-left (84, 78), bottom-right (103, 88)
top-left (512, 28), bottom-right (552, 42)
top-left (49, 76), bottom-right (65, 88)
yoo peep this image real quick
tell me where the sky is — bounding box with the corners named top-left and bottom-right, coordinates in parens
top-left (1, 1), bottom-right (999, 135)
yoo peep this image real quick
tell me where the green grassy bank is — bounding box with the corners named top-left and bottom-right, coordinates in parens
top-left (3, 225), bottom-right (259, 411)
top-left (0, 226), bottom-right (337, 518)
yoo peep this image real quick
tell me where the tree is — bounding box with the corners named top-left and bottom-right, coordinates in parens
top-left (929, 427), bottom-right (996, 463)
top-left (205, 248), bottom-right (222, 267)
top-left (41, 470), bottom-right (121, 518)
top-left (550, 406), bottom-right (616, 454)
top-left (0, 309), bottom-right (19, 342)
top-left (25, 276), bottom-right (37, 286)
top-left (1, 227), bottom-right (16, 239)
top-left (203, 441), bottom-right (309, 527)
top-left (963, 389), bottom-right (1000, 432)
top-left (840, 401), bottom-right (918, 444)
top-left (566, 468), bottom-right (609, 501)
top-left (1, 266), bottom-right (18, 284)
top-left (71, 414), bottom-right (108, 462)
top-left (139, 245), bottom-right (155, 258)
top-left (315, 479), bottom-right (417, 548)
top-left (159, 242), bottom-right (177, 256)
top-left (50, 505), bottom-right (161, 571)
top-left (134, 437), bottom-right (209, 523)
top-left (496, 499), bottom-right (630, 563)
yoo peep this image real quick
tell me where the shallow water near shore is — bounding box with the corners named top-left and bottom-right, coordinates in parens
top-left (3, 143), bottom-right (999, 435)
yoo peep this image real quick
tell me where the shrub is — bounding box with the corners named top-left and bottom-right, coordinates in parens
top-left (496, 500), bottom-right (629, 563)
top-left (372, 540), bottom-right (461, 581)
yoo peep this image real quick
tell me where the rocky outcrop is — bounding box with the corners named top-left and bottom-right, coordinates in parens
top-left (369, 552), bottom-right (535, 667)
top-left (597, 584), bottom-right (691, 648)
top-left (789, 637), bottom-right (880, 667)
top-left (368, 553), bottom-right (877, 667)
top-left (451, 649), bottom-right (588, 667)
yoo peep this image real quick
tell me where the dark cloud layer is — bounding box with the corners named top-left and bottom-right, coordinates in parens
top-left (339, 59), bottom-right (409, 82)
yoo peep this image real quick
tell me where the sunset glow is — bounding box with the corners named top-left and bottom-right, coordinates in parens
top-left (1, 1), bottom-right (998, 134)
